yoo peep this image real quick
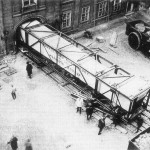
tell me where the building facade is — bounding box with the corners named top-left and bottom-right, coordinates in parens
top-left (0, 0), bottom-right (147, 56)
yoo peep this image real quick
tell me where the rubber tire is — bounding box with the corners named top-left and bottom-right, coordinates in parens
top-left (128, 32), bottom-right (141, 50)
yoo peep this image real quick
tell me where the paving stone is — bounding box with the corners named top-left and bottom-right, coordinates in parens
top-left (4, 67), bottom-right (17, 76)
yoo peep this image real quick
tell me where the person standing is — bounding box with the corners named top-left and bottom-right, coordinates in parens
top-left (113, 107), bottom-right (121, 127)
top-left (98, 116), bottom-right (106, 135)
top-left (86, 102), bottom-right (93, 120)
top-left (75, 96), bottom-right (83, 114)
top-left (11, 85), bottom-right (17, 100)
top-left (7, 136), bottom-right (18, 150)
top-left (26, 62), bottom-right (33, 78)
top-left (136, 116), bottom-right (143, 133)
top-left (25, 139), bottom-right (33, 150)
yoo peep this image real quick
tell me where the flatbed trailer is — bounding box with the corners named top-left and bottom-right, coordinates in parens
top-left (15, 18), bottom-right (150, 121)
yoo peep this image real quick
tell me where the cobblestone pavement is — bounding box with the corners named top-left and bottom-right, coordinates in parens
top-left (75, 20), bottom-right (150, 84)
top-left (2, 12), bottom-right (150, 150)
top-left (0, 54), bottom-right (129, 150)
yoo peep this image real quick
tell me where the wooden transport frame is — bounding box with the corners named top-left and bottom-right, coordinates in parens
top-left (16, 19), bottom-right (150, 120)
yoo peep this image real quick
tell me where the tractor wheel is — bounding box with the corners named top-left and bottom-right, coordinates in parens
top-left (128, 32), bottom-right (141, 50)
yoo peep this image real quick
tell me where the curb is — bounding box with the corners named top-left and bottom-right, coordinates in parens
top-left (70, 16), bottom-right (126, 40)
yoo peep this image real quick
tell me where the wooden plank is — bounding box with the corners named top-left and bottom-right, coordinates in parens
top-left (116, 126), bottom-right (128, 134)
top-left (109, 31), bottom-right (118, 48)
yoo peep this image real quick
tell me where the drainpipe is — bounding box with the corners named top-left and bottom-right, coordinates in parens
top-left (108, 0), bottom-right (110, 28)
top-left (93, 0), bottom-right (96, 27)
top-left (0, 0), bottom-right (6, 55)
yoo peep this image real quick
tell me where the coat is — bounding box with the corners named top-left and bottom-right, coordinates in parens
top-left (26, 64), bottom-right (33, 74)
top-left (86, 106), bottom-right (93, 116)
top-left (8, 137), bottom-right (18, 150)
top-left (12, 87), bottom-right (16, 93)
top-left (75, 97), bottom-right (83, 107)
top-left (25, 140), bottom-right (33, 150)
top-left (98, 118), bottom-right (105, 129)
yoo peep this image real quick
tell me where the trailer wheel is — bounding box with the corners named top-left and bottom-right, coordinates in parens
top-left (128, 32), bottom-right (141, 50)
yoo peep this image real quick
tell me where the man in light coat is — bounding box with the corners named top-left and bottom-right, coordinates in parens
top-left (75, 97), bottom-right (83, 114)
top-left (11, 85), bottom-right (17, 100)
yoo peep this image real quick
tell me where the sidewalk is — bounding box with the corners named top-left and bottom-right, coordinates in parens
top-left (70, 10), bottom-right (150, 40)
top-left (70, 16), bottom-right (126, 39)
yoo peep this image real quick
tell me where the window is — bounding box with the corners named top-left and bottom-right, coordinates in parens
top-left (81, 6), bottom-right (90, 22)
top-left (113, 0), bottom-right (122, 12)
top-left (22, 0), bottom-right (37, 7)
top-left (62, 11), bottom-right (72, 28)
top-left (97, 1), bottom-right (107, 18)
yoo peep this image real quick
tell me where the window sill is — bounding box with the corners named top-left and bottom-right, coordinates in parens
top-left (12, 6), bottom-right (46, 18)
top-left (80, 20), bottom-right (89, 24)
top-left (38, 5), bottom-right (46, 11)
top-left (62, 26), bottom-right (71, 29)
top-left (61, 26), bottom-right (72, 30)
top-left (62, 0), bottom-right (74, 4)
top-left (23, 3), bottom-right (37, 8)
top-left (96, 15), bottom-right (108, 20)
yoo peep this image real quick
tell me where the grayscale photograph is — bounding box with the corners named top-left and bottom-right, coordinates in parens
top-left (0, 0), bottom-right (150, 150)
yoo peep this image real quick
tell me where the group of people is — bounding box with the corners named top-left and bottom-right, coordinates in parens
top-left (7, 62), bottom-right (34, 149)
top-left (75, 94), bottom-right (94, 120)
top-left (7, 136), bottom-right (33, 150)
top-left (75, 91), bottom-right (141, 135)
top-left (75, 92), bottom-right (107, 135)
top-left (10, 61), bottom-right (33, 100)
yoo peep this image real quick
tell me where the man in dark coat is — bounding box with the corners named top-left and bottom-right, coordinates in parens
top-left (113, 107), bottom-right (121, 127)
top-left (26, 62), bottom-right (33, 78)
top-left (136, 116), bottom-right (143, 133)
top-left (7, 136), bottom-right (18, 150)
top-left (86, 103), bottom-right (93, 120)
top-left (98, 116), bottom-right (106, 135)
top-left (84, 30), bottom-right (93, 39)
